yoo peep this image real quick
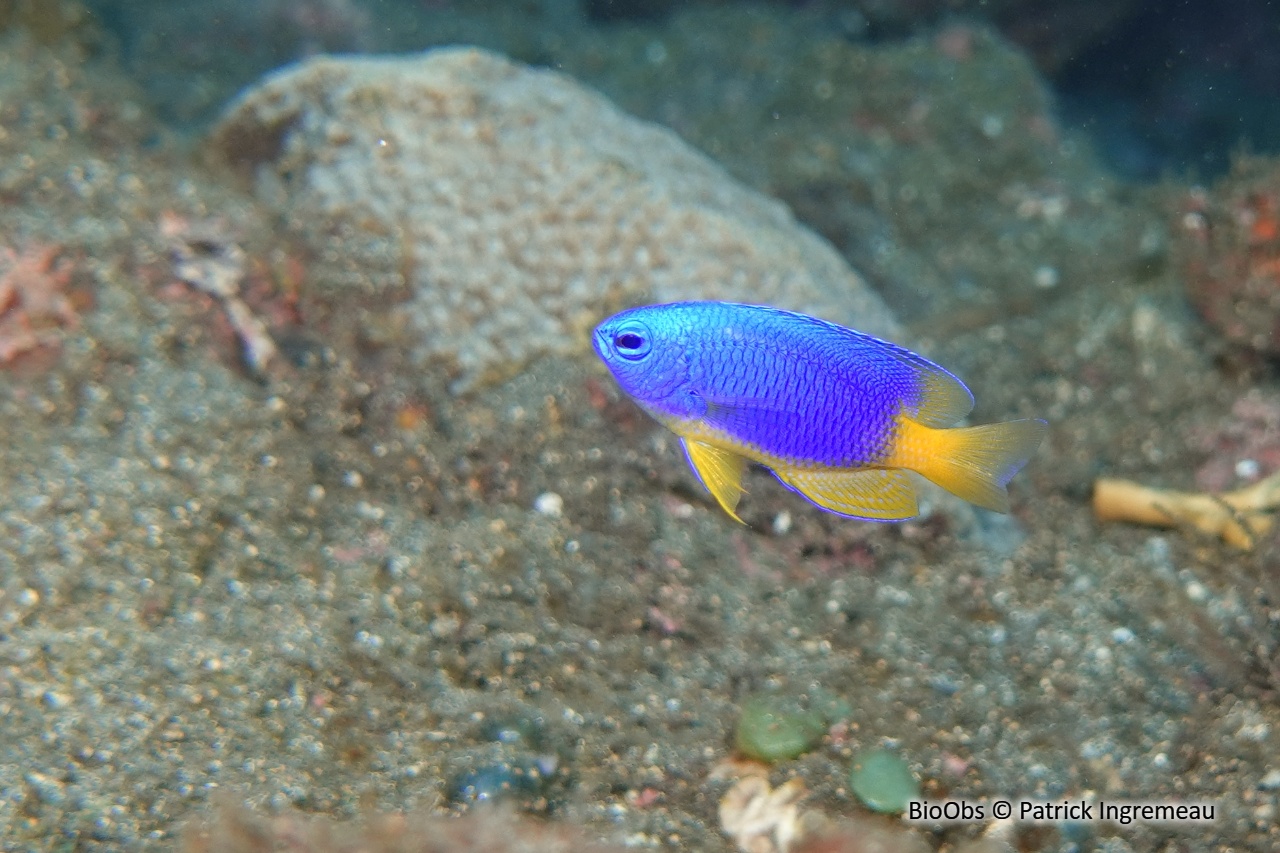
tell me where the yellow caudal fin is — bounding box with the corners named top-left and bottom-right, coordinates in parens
top-left (890, 416), bottom-right (1048, 513)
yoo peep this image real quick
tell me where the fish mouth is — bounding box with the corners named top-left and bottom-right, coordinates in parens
top-left (591, 325), bottom-right (610, 357)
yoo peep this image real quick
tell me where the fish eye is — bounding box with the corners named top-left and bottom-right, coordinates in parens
top-left (613, 322), bottom-right (651, 360)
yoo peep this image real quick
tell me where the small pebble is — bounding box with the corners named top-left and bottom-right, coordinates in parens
top-left (24, 771), bottom-right (66, 805)
top-left (734, 696), bottom-right (825, 762)
top-left (1236, 458), bottom-right (1260, 480)
top-left (449, 762), bottom-right (534, 805)
top-left (42, 690), bottom-right (70, 710)
top-left (772, 510), bottom-right (792, 535)
top-left (533, 491), bottom-right (563, 517)
top-left (479, 714), bottom-right (547, 750)
top-left (1033, 265), bottom-right (1060, 289)
top-left (447, 757), bottom-right (556, 809)
top-left (849, 748), bottom-right (919, 813)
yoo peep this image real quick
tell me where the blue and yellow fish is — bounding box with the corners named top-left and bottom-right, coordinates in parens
top-left (592, 301), bottom-right (1046, 522)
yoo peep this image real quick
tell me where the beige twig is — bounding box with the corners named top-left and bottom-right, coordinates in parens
top-left (1093, 471), bottom-right (1280, 549)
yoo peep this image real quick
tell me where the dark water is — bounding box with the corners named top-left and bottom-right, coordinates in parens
top-left (76, 0), bottom-right (1280, 181)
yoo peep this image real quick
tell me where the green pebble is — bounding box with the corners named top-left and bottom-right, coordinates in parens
top-left (849, 748), bottom-right (920, 813)
top-left (734, 696), bottom-right (826, 762)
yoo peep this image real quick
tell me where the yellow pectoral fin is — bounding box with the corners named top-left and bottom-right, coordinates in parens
top-left (682, 438), bottom-right (748, 523)
top-left (773, 466), bottom-right (919, 521)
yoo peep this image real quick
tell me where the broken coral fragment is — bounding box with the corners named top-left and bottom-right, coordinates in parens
top-left (719, 775), bottom-right (820, 853)
top-left (716, 767), bottom-right (932, 853)
top-left (160, 212), bottom-right (278, 374)
top-left (1093, 472), bottom-right (1280, 549)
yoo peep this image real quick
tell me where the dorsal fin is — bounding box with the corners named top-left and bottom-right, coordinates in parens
top-left (910, 364), bottom-right (974, 427)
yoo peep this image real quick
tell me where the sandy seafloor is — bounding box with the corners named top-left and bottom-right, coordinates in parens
top-left (0, 7), bottom-right (1278, 853)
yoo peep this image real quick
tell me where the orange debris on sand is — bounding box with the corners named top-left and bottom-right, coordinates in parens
top-left (0, 243), bottom-right (78, 364)
top-left (1093, 471), bottom-right (1280, 549)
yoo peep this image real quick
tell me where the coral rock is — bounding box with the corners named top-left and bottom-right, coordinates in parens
top-left (211, 47), bottom-right (897, 392)
top-left (1179, 156), bottom-right (1280, 357)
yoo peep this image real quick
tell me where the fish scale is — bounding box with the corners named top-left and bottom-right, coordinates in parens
top-left (688, 324), bottom-right (897, 465)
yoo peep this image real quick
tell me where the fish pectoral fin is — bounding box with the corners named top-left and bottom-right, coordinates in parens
top-left (681, 439), bottom-right (748, 523)
top-left (702, 396), bottom-right (795, 437)
top-left (773, 466), bottom-right (918, 521)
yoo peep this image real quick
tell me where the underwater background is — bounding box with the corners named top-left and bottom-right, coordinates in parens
top-left (0, 1), bottom-right (1278, 850)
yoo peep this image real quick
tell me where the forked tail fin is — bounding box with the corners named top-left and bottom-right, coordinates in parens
top-left (893, 417), bottom-right (1048, 512)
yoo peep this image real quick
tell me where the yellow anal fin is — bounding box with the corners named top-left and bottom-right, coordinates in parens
top-left (682, 438), bottom-right (748, 523)
top-left (886, 416), bottom-right (1048, 513)
top-left (773, 467), bottom-right (919, 521)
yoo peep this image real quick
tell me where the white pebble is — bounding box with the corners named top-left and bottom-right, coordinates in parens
top-left (772, 510), bottom-right (792, 535)
top-left (1236, 458), bottom-right (1260, 480)
top-left (534, 491), bottom-right (563, 517)
top-left (1033, 265), bottom-right (1059, 289)
top-left (669, 501), bottom-right (694, 519)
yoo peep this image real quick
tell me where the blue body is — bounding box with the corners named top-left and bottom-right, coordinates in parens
top-left (592, 301), bottom-right (969, 467)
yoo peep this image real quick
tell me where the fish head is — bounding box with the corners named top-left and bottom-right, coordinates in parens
top-left (592, 305), bottom-right (701, 419)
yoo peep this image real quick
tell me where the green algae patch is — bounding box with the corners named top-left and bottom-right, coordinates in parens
top-left (734, 696), bottom-right (827, 762)
top-left (849, 748), bottom-right (919, 813)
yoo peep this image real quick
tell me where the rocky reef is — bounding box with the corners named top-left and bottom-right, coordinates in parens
top-left (212, 47), bottom-right (897, 392)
